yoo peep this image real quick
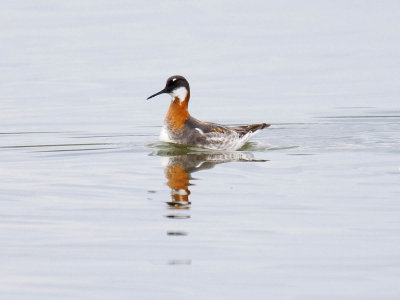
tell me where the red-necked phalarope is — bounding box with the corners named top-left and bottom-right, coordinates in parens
top-left (147, 75), bottom-right (270, 150)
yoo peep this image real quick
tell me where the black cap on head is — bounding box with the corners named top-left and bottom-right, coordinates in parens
top-left (147, 75), bottom-right (190, 100)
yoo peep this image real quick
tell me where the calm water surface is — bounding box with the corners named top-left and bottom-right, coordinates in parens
top-left (1, 1), bottom-right (400, 299)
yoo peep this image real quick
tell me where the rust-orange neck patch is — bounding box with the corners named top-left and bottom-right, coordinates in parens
top-left (165, 93), bottom-right (190, 131)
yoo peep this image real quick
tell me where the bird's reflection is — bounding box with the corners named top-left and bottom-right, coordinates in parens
top-left (153, 145), bottom-right (267, 212)
top-left (150, 144), bottom-right (267, 264)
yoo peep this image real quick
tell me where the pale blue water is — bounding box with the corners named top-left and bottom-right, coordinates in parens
top-left (1, 1), bottom-right (400, 299)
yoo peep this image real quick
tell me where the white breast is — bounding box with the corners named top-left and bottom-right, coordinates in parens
top-left (159, 125), bottom-right (172, 143)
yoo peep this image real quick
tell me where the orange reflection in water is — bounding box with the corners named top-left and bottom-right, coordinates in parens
top-left (165, 164), bottom-right (191, 208)
top-left (161, 151), bottom-right (267, 210)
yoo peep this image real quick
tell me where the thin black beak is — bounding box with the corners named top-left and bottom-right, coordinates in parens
top-left (147, 88), bottom-right (167, 100)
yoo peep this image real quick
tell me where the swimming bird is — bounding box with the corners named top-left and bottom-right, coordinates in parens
top-left (147, 75), bottom-right (270, 150)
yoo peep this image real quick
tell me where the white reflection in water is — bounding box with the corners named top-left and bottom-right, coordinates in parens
top-left (157, 148), bottom-right (267, 227)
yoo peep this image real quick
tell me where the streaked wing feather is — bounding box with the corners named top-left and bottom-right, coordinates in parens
top-left (230, 123), bottom-right (271, 137)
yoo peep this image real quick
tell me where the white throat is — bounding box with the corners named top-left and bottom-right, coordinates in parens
top-left (170, 87), bottom-right (188, 102)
